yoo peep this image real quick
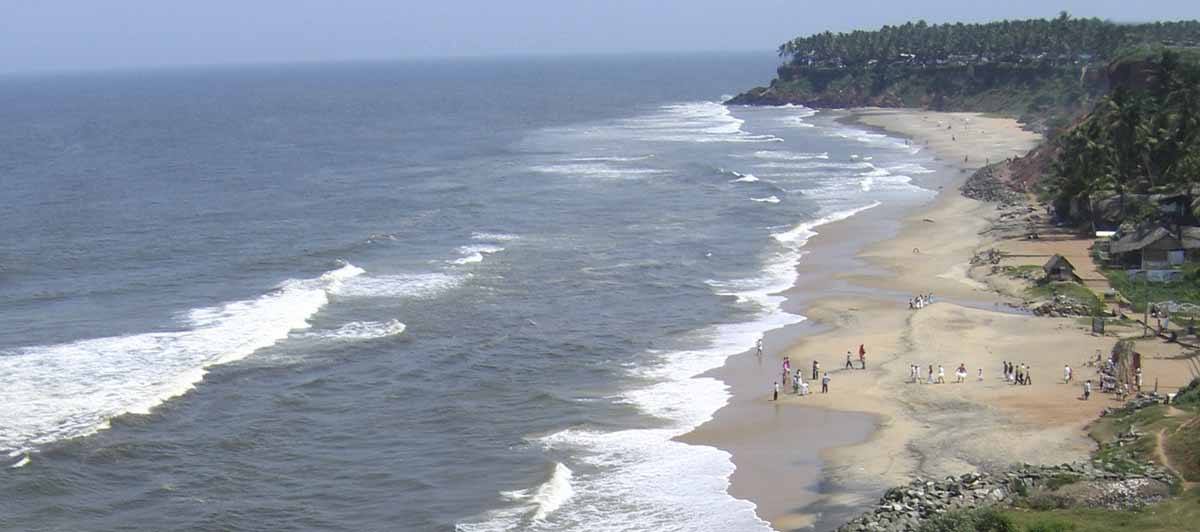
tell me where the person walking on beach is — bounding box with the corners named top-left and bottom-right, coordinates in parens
top-left (937, 365), bottom-right (945, 384)
top-left (773, 382), bottom-right (779, 401)
top-left (756, 339), bottom-right (763, 357)
top-left (1064, 364), bottom-right (1072, 384)
top-left (859, 344), bottom-right (866, 369)
top-left (977, 368), bottom-right (984, 381)
top-left (821, 372), bottom-right (830, 394)
top-left (927, 364), bottom-right (935, 384)
top-left (846, 351), bottom-right (854, 369)
top-left (1083, 380), bottom-right (1092, 400)
top-left (812, 360), bottom-right (820, 381)
top-left (955, 364), bottom-right (967, 383)
top-left (792, 374), bottom-right (800, 395)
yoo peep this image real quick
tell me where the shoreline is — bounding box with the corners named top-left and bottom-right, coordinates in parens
top-left (683, 108), bottom-right (1048, 531)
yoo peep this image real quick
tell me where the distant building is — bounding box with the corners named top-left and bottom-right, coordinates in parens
top-left (1108, 224), bottom-right (1200, 271)
top-left (1043, 254), bottom-right (1081, 283)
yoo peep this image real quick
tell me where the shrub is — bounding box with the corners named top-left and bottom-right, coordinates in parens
top-left (1019, 493), bottom-right (1073, 511)
top-left (1025, 518), bottom-right (1076, 532)
top-left (918, 508), bottom-right (1016, 532)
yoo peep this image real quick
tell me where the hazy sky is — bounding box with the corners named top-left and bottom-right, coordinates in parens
top-left (3, 1), bottom-right (1200, 73)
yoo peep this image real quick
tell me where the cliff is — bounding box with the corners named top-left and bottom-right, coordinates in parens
top-left (727, 62), bottom-right (1108, 132)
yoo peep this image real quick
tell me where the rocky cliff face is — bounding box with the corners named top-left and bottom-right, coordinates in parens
top-left (727, 62), bottom-right (1109, 137)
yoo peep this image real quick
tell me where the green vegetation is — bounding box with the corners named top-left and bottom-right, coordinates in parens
top-left (1043, 474), bottom-right (1083, 491)
top-left (1164, 417), bottom-right (1200, 481)
top-left (1046, 47), bottom-right (1200, 223)
top-left (776, 15), bottom-right (1200, 67)
top-left (733, 14), bottom-right (1200, 132)
top-left (1089, 404), bottom-right (1167, 473)
top-left (1175, 379), bottom-right (1200, 407)
top-left (1087, 386), bottom-right (1200, 483)
top-left (1001, 488), bottom-right (1200, 532)
top-left (1102, 267), bottom-right (1200, 312)
top-left (999, 265), bottom-right (1042, 279)
top-left (986, 395), bottom-right (1200, 531)
top-left (917, 508), bottom-right (1016, 532)
top-left (1025, 282), bottom-right (1104, 315)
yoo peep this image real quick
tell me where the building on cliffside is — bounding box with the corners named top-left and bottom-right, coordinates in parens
top-left (1108, 223), bottom-right (1200, 275)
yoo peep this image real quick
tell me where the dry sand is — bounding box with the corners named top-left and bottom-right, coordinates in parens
top-left (685, 108), bottom-right (1198, 531)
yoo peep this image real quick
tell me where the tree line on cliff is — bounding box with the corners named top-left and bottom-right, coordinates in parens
top-left (730, 14), bottom-right (1200, 133)
top-left (777, 13), bottom-right (1200, 68)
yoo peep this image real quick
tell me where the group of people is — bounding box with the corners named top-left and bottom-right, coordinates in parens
top-left (772, 360), bottom-right (830, 400)
top-left (908, 363), bottom-right (980, 384)
top-left (771, 348), bottom-right (853, 400)
top-left (1094, 355), bottom-right (1142, 400)
top-left (908, 293), bottom-right (934, 310)
top-left (1003, 361), bottom-right (1033, 385)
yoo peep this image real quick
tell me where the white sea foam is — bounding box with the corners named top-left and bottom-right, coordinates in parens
top-left (828, 127), bottom-right (920, 153)
top-left (772, 202), bottom-right (883, 244)
top-left (333, 272), bottom-right (466, 300)
top-left (779, 116), bottom-right (816, 128)
top-left (460, 463), bottom-right (579, 530)
top-left (303, 320), bottom-right (407, 341)
top-left (619, 102), bottom-right (784, 144)
top-left (727, 170), bottom-right (759, 183)
top-left (751, 196), bottom-right (781, 204)
top-left (886, 162), bottom-right (936, 175)
top-left (472, 232), bottom-right (520, 242)
top-left (568, 155), bottom-right (655, 163)
top-left (753, 160), bottom-right (873, 171)
top-left (452, 244), bottom-right (506, 265)
top-left (530, 163), bottom-right (665, 180)
top-left (10, 455), bottom-right (30, 468)
top-left (0, 263), bottom-right (365, 455)
top-left (858, 164), bottom-right (892, 178)
top-left (750, 150), bottom-right (829, 161)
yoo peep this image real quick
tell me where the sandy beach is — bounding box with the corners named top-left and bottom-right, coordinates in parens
top-left (685, 108), bottom-right (1199, 531)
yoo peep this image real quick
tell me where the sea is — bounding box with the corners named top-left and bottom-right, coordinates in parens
top-left (0, 53), bottom-right (936, 531)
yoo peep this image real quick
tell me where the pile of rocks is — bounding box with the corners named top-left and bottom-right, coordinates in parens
top-left (837, 462), bottom-right (1173, 532)
top-left (1100, 392), bottom-right (1165, 417)
top-left (962, 165), bottom-right (1023, 204)
top-left (1029, 295), bottom-right (1094, 317)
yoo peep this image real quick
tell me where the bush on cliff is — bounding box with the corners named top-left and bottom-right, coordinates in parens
top-left (918, 508), bottom-right (1015, 532)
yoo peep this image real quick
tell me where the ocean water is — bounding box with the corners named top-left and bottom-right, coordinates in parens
top-left (0, 54), bottom-right (934, 531)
